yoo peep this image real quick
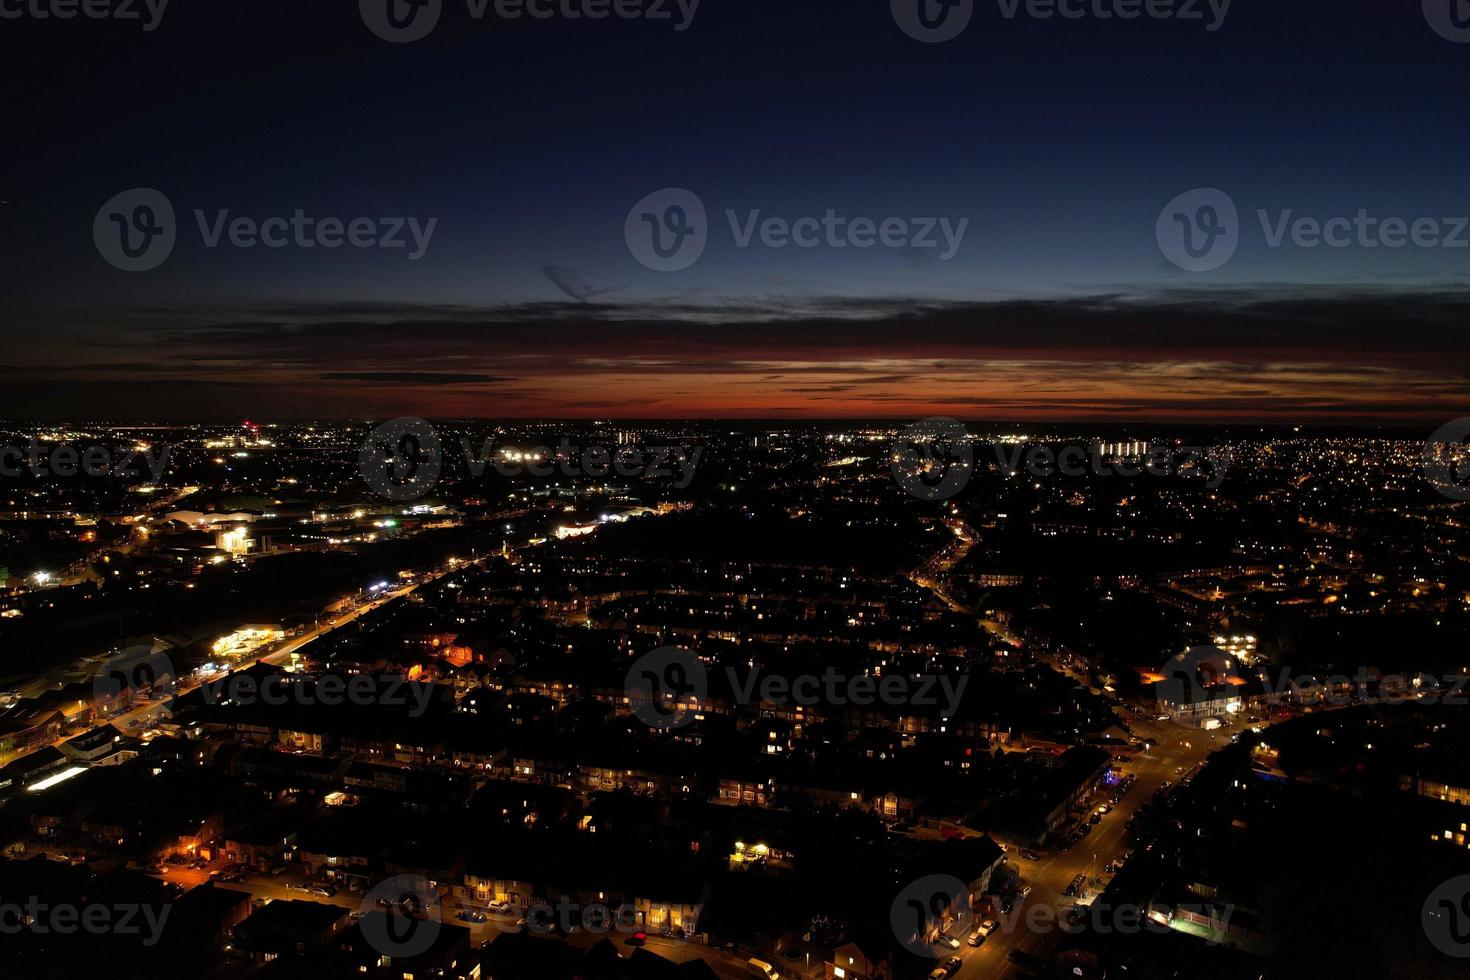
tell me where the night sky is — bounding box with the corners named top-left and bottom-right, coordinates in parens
top-left (2, 0), bottom-right (1468, 420)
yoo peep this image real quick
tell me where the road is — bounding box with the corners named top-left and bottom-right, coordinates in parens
top-left (911, 518), bottom-right (977, 614)
top-left (951, 712), bottom-right (1219, 980)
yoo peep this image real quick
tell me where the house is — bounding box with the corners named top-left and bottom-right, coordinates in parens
top-left (825, 937), bottom-right (893, 980)
top-left (232, 899), bottom-right (350, 964)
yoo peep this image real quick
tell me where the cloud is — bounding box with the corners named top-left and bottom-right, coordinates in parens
top-left (5, 285), bottom-right (1469, 419)
top-left (321, 372), bottom-right (502, 384)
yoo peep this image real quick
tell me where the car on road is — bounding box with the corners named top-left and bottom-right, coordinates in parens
top-left (288, 883), bottom-right (336, 898)
top-left (1064, 874), bottom-right (1087, 897)
top-left (1008, 949), bottom-right (1038, 965)
top-left (930, 957), bottom-right (961, 977)
top-left (626, 931), bottom-right (648, 947)
top-left (748, 957), bottom-right (780, 980)
top-left (1088, 812), bottom-right (1102, 825)
top-left (1017, 885), bottom-right (1031, 899)
top-left (978, 918), bottom-right (997, 936)
top-left (1174, 765), bottom-right (1186, 774)
top-left (1019, 848), bottom-right (1042, 861)
top-left (968, 931), bottom-right (985, 947)
top-left (486, 900), bottom-right (517, 916)
top-left (938, 933), bottom-right (962, 949)
top-left (456, 910), bottom-right (487, 924)
top-left (1096, 803), bottom-right (1111, 815)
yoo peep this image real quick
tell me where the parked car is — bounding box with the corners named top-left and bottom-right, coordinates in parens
top-left (1019, 848), bottom-right (1042, 861)
top-left (486, 900), bottom-right (517, 916)
top-left (288, 883), bottom-right (335, 898)
top-left (1096, 803), bottom-right (1111, 815)
top-left (967, 931), bottom-right (985, 947)
top-left (938, 933), bottom-right (962, 949)
top-left (1064, 874), bottom-right (1087, 897)
top-left (456, 910), bottom-right (487, 924)
top-left (748, 957), bottom-right (780, 980)
top-left (978, 918), bottom-right (997, 936)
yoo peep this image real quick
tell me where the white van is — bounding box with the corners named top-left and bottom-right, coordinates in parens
top-left (748, 958), bottom-right (780, 980)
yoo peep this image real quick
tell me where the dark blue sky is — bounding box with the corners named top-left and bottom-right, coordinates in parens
top-left (2, 0), bottom-right (1468, 418)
